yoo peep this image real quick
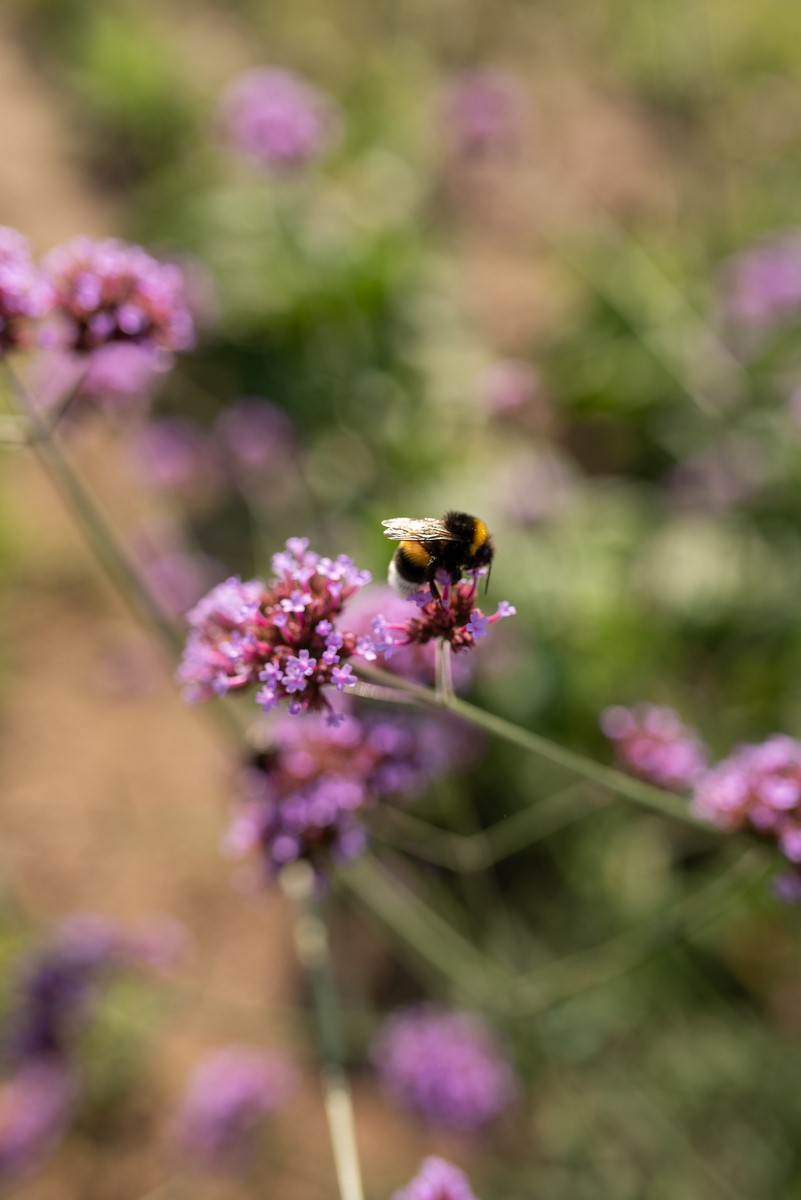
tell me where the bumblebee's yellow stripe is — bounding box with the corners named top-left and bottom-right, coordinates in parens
top-left (399, 540), bottom-right (432, 567)
top-left (469, 519), bottom-right (488, 557)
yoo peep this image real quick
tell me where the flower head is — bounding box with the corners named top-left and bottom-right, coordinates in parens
top-left (215, 398), bottom-right (295, 475)
top-left (44, 237), bottom-right (194, 355)
top-left (394, 1157), bottom-right (480, 1200)
top-left (372, 1005), bottom-right (517, 1131)
top-left (5, 914), bottom-right (184, 1065)
top-left (721, 231), bottom-right (801, 332)
top-left (175, 1045), bottom-right (296, 1170)
top-left (129, 417), bottom-right (225, 502)
top-left (219, 67), bottom-right (339, 171)
top-left (227, 711), bottom-right (457, 880)
top-left (441, 69), bottom-right (525, 158)
top-left (692, 735), bottom-right (801, 878)
top-left (600, 704), bottom-right (708, 790)
top-left (479, 358), bottom-right (543, 418)
top-left (0, 226), bottom-right (53, 354)
top-left (177, 539), bottom-right (375, 718)
top-left (348, 587), bottom-right (475, 690)
top-left (376, 574), bottom-right (515, 658)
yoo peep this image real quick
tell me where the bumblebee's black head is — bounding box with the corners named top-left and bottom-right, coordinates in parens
top-left (468, 535), bottom-right (494, 571)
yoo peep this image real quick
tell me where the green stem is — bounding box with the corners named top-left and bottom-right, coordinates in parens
top-left (280, 863), bottom-right (364, 1200)
top-left (356, 662), bottom-right (709, 829)
top-left (2, 366), bottom-right (244, 739)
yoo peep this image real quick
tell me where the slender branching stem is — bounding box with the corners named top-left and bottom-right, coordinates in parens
top-left (355, 661), bottom-right (710, 829)
top-left (435, 638), bottom-right (454, 703)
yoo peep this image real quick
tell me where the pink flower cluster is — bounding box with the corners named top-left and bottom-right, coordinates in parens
top-left (692, 735), bottom-right (801, 867)
top-left (394, 1157), bottom-right (479, 1200)
top-left (178, 538), bottom-right (377, 718)
top-left (226, 711), bottom-right (459, 878)
top-left (0, 227), bottom-right (53, 354)
top-left (372, 1005), bottom-right (517, 1131)
top-left (219, 67), bottom-right (338, 171)
top-left (45, 236), bottom-right (194, 355)
top-left (600, 704), bottom-right (708, 790)
top-left (441, 69), bottom-right (525, 158)
top-left (376, 575), bottom-right (516, 658)
top-left (722, 231), bottom-right (801, 331)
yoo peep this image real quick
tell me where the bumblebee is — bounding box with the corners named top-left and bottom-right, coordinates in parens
top-left (382, 511), bottom-right (495, 599)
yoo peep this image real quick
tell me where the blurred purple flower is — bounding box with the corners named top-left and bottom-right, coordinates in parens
top-left (441, 69), bottom-right (525, 158)
top-left (44, 236), bottom-right (194, 355)
top-left (218, 67), bottom-right (339, 172)
top-left (377, 574), bottom-right (515, 658)
top-left (0, 226), bottom-right (53, 355)
top-left (372, 1005), bottom-right (517, 1131)
top-left (226, 710), bottom-right (459, 880)
top-left (668, 438), bottom-right (766, 514)
top-left (0, 1060), bottom-right (77, 1179)
top-left (216, 397), bottom-right (296, 476)
top-left (175, 1045), bottom-right (296, 1169)
top-left (177, 538), bottom-right (377, 718)
top-left (721, 231), bottom-right (801, 332)
top-left (500, 449), bottom-right (575, 527)
top-left (394, 1157), bottom-right (479, 1200)
top-left (32, 344), bottom-right (165, 422)
top-left (772, 872), bottom-right (801, 904)
top-left (692, 736), bottom-right (801, 880)
top-left (600, 704), bottom-right (708, 791)
top-left (479, 358), bottom-right (542, 417)
top-left (131, 518), bottom-right (224, 618)
top-left (5, 914), bottom-right (185, 1065)
top-left (129, 417), bottom-right (224, 501)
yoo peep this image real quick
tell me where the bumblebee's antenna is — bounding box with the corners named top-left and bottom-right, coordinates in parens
top-left (484, 562), bottom-right (492, 595)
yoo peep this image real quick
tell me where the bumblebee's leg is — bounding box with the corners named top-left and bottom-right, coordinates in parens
top-left (426, 563), bottom-right (442, 601)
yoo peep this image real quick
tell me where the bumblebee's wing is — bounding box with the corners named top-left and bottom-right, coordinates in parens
top-left (381, 517), bottom-right (459, 543)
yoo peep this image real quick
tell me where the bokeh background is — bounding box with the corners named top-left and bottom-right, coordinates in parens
top-left (4, 0), bottom-right (801, 1196)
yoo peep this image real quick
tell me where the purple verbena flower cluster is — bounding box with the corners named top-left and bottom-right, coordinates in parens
top-left (219, 67), bottom-right (339, 172)
top-left (175, 1044), bottom-right (296, 1170)
top-left (441, 69), bottom-right (525, 158)
top-left (692, 735), bottom-right (801, 872)
top-left (178, 538), bottom-right (376, 717)
top-left (0, 915), bottom-right (185, 1178)
top-left (600, 704), bottom-right (708, 790)
top-left (376, 574), bottom-right (515, 657)
top-left (0, 227), bottom-right (53, 355)
top-left (44, 236), bottom-right (194, 355)
top-left (722, 231), bottom-right (801, 331)
top-left (371, 1005), bottom-right (517, 1131)
top-left (394, 1157), bottom-right (480, 1200)
top-left (226, 711), bottom-right (456, 878)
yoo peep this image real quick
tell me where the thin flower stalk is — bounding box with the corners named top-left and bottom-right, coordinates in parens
top-left (280, 862), bottom-right (364, 1200)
